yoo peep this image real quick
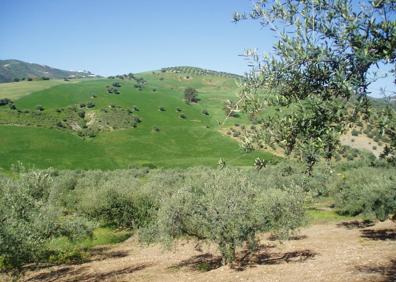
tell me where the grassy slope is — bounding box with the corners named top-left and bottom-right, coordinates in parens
top-left (0, 79), bottom-right (82, 100)
top-left (0, 72), bottom-right (274, 169)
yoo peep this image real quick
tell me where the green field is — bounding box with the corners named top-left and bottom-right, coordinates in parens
top-left (0, 71), bottom-right (274, 169)
top-left (0, 79), bottom-right (81, 100)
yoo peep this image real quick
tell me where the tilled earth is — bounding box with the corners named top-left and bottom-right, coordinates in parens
top-left (20, 220), bottom-right (396, 282)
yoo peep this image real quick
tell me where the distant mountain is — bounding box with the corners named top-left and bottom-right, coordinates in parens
top-left (0, 59), bottom-right (94, 83)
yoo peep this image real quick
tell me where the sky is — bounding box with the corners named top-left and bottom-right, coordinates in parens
top-left (0, 0), bottom-right (394, 97)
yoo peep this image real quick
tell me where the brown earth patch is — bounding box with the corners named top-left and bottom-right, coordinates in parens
top-left (19, 220), bottom-right (396, 282)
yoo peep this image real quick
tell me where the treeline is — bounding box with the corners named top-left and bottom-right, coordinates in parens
top-left (161, 66), bottom-right (244, 80)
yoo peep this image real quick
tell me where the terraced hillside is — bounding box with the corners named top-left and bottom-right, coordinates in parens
top-left (0, 69), bottom-right (274, 169)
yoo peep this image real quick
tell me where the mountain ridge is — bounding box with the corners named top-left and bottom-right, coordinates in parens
top-left (0, 59), bottom-right (94, 83)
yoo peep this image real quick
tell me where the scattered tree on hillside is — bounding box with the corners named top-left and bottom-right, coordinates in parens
top-left (184, 87), bottom-right (199, 104)
top-left (112, 82), bottom-right (121, 88)
top-left (36, 105), bottom-right (44, 111)
top-left (234, 0), bottom-right (396, 174)
top-left (0, 98), bottom-right (12, 106)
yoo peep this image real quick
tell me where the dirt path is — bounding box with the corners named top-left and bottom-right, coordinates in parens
top-left (22, 220), bottom-right (396, 282)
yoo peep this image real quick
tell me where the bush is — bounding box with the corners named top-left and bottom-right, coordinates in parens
top-left (78, 111), bottom-right (85, 119)
top-left (36, 105), bottom-right (44, 111)
top-left (202, 109), bottom-right (209, 116)
top-left (351, 129), bottom-right (359, 136)
top-left (159, 106), bottom-right (166, 112)
top-left (179, 114), bottom-right (187, 119)
top-left (0, 98), bottom-right (11, 106)
top-left (141, 169), bottom-right (305, 265)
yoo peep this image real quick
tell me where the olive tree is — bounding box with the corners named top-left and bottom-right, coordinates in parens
top-left (0, 171), bottom-right (93, 271)
top-left (141, 169), bottom-right (305, 265)
top-left (234, 0), bottom-right (396, 174)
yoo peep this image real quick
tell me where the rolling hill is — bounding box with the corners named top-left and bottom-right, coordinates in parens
top-left (0, 67), bottom-right (274, 170)
top-left (0, 59), bottom-right (94, 83)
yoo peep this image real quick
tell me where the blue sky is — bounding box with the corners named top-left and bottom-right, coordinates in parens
top-left (0, 0), bottom-right (394, 96)
top-left (0, 0), bottom-right (272, 76)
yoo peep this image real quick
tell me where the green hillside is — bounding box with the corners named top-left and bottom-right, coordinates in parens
top-left (0, 69), bottom-right (274, 169)
top-left (0, 59), bottom-right (93, 83)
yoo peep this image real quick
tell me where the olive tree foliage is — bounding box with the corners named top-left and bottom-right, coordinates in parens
top-left (234, 0), bottom-right (396, 173)
top-left (332, 167), bottom-right (396, 220)
top-left (377, 103), bottom-right (396, 165)
top-left (0, 171), bottom-right (93, 271)
top-left (140, 169), bottom-right (305, 265)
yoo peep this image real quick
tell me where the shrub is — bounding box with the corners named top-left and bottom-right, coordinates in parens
top-left (179, 114), bottom-right (187, 119)
top-left (78, 111), bottom-right (85, 119)
top-left (176, 107), bottom-right (182, 112)
top-left (232, 131), bottom-right (241, 137)
top-left (133, 117), bottom-right (142, 123)
top-left (202, 109), bottom-right (209, 116)
top-left (36, 105), bottom-right (44, 111)
top-left (159, 107), bottom-right (166, 112)
top-left (0, 98), bottom-right (11, 106)
top-left (351, 129), bottom-right (359, 136)
top-left (87, 102), bottom-right (95, 108)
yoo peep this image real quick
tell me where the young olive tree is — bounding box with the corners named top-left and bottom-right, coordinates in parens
top-left (234, 0), bottom-right (396, 174)
top-left (141, 169), bottom-right (305, 265)
top-left (0, 171), bottom-right (93, 271)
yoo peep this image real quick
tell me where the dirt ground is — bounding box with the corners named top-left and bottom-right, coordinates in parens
top-left (17, 220), bottom-right (396, 282)
top-left (340, 132), bottom-right (384, 157)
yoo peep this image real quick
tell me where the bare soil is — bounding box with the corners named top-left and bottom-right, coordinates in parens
top-left (340, 132), bottom-right (385, 157)
top-left (20, 220), bottom-right (396, 282)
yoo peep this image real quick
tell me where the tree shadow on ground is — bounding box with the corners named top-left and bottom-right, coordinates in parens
top-left (26, 263), bottom-right (151, 282)
top-left (337, 220), bottom-right (375, 229)
top-left (22, 246), bottom-right (129, 274)
top-left (170, 244), bottom-right (316, 272)
top-left (356, 259), bottom-right (396, 282)
top-left (88, 246), bottom-right (129, 262)
top-left (360, 229), bottom-right (396, 241)
top-left (269, 234), bottom-right (308, 241)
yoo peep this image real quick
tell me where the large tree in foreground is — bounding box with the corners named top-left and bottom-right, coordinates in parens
top-left (234, 0), bottom-right (395, 173)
